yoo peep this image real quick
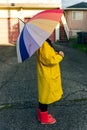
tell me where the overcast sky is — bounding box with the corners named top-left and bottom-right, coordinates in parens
top-left (62, 0), bottom-right (87, 8)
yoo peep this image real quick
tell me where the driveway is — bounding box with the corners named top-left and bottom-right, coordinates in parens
top-left (0, 43), bottom-right (87, 130)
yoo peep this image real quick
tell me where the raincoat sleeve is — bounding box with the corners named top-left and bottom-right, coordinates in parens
top-left (38, 41), bottom-right (63, 66)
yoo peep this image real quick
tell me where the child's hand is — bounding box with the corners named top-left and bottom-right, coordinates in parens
top-left (59, 51), bottom-right (64, 58)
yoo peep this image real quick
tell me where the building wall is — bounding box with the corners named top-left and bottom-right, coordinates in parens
top-left (8, 18), bottom-right (20, 43)
top-left (0, 0), bottom-right (63, 44)
top-left (0, 9), bottom-right (61, 44)
top-left (0, 10), bottom-right (47, 44)
top-left (0, 0), bottom-right (65, 44)
top-left (65, 10), bottom-right (87, 37)
top-left (0, 17), bottom-right (19, 44)
top-left (83, 10), bottom-right (87, 31)
top-left (0, 18), bottom-right (8, 44)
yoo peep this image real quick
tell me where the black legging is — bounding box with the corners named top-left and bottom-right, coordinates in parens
top-left (39, 102), bottom-right (48, 112)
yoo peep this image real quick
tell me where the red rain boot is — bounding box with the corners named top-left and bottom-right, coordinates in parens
top-left (37, 108), bottom-right (54, 122)
top-left (40, 111), bottom-right (56, 124)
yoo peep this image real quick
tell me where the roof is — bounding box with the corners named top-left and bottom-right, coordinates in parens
top-left (67, 2), bottom-right (87, 8)
top-left (65, 2), bottom-right (87, 10)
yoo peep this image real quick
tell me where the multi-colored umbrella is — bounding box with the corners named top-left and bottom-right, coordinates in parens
top-left (16, 9), bottom-right (63, 63)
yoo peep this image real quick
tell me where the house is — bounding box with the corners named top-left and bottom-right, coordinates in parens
top-left (64, 2), bottom-right (87, 38)
top-left (0, 0), bottom-right (69, 45)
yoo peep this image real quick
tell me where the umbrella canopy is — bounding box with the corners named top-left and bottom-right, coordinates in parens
top-left (16, 9), bottom-right (63, 63)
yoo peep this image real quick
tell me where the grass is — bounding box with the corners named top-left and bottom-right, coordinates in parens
top-left (69, 38), bottom-right (87, 53)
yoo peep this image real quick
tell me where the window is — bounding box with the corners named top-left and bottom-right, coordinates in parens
top-left (72, 11), bottom-right (83, 20)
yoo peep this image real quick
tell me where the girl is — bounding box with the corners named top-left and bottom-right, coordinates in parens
top-left (37, 39), bottom-right (64, 124)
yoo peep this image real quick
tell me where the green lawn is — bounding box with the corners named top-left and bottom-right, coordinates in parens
top-left (69, 38), bottom-right (87, 53)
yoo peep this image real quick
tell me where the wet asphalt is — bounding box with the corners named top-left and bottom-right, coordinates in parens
top-left (0, 43), bottom-right (87, 130)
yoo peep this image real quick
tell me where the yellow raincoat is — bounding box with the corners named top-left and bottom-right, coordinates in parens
top-left (37, 41), bottom-right (63, 104)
